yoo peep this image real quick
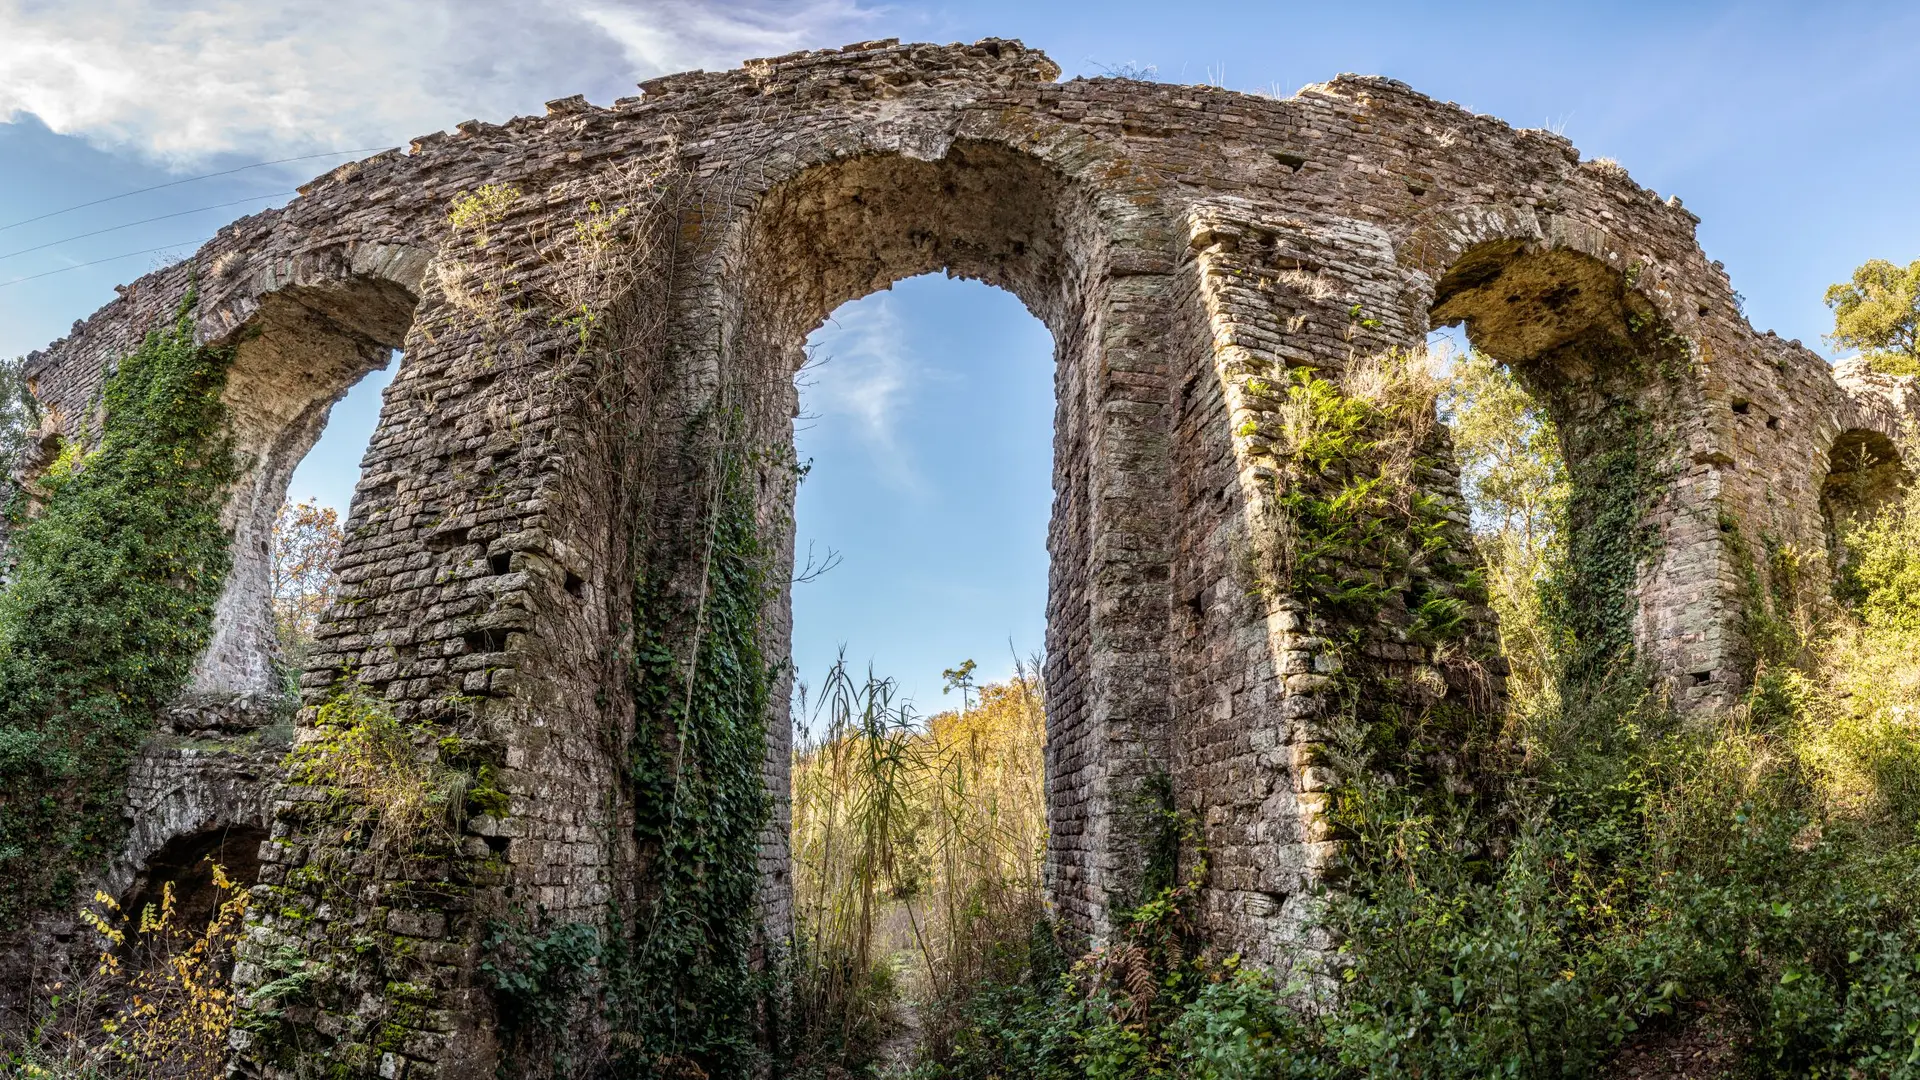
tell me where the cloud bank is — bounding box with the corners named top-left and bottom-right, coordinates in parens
top-left (0, 0), bottom-right (876, 163)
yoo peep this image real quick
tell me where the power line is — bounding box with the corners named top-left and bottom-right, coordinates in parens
top-left (0, 147), bottom-right (395, 235)
top-left (0, 238), bottom-right (212, 290)
top-left (0, 192), bottom-right (295, 263)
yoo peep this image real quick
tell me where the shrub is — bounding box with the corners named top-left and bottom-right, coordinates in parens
top-left (285, 686), bottom-right (469, 854)
top-left (5, 860), bottom-right (250, 1079)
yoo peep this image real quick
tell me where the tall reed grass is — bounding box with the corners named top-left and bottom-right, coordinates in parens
top-left (787, 653), bottom-right (1050, 1075)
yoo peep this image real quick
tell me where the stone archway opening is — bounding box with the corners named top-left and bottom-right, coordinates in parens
top-left (1431, 242), bottom-right (1682, 434)
top-left (785, 269), bottom-right (1057, 984)
top-left (120, 824), bottom-right (268, 934)
top-left (735, 142), bottom-right (1086, 339)
top-left (79, 824), bottom-right (271, 1036)
top-left (180, 273), bottom-right (417, 728)
top-left (1429, 240), bottom-right (1707, 702)
top-left (1821, 428), bottom-right (1909, 567)
top-left (718, 139), bottom-right (1143, 939)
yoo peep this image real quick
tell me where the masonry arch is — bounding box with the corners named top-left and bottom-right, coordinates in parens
top-left (182, 247), bottom-right (428, 722)
top-left (698, 136), bottom-right (1175, 944)
top-left (1427, 236), bottom-right (1719, 701)
top-left (119, 823), bottom-right (268, 935)
top-left (1821, 428), bottom-right (1909, 563)
top-left (723, 140), bottom-right (1086, 898)
top-left (732, 141), bottom-right (1090, 350)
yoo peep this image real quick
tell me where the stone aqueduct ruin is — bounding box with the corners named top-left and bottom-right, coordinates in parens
top-left (4, 37), bottom-right (1915, 1077)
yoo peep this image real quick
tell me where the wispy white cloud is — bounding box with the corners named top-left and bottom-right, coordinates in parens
top-left (0, 0), bottom-right (876, 165)
top-left (802, 293), bottom-right (924, 493)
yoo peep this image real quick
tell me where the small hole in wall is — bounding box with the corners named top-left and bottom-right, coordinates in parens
top-left (1731, 400), bottom-right (1751, 415)
top-left (483, 835), bottom-right (510, 857)
top-left (1698, 304), bottom-right (1710, 317)
top-left (1767, 415), bottom-right (1780, 430)
top-left (488, 551), bottom-right (511, 575)
top-left (1690, 670), bottom-right (1714, 686)
top-left (463, 628), bottom-right (509, 654)
top-left (564, 571), bottom-right (585, 598)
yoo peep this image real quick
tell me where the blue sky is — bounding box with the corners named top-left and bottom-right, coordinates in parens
top-left (2, 0), bottom-right (1915, 706)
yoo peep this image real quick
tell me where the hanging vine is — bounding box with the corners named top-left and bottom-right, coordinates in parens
top-left (617, 428), bottom-right (776, 1077)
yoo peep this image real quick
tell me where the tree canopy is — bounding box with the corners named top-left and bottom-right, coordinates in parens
top-left (1825, 258), bottom-right (1920, 375)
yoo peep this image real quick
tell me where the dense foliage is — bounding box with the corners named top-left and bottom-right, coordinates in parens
top-left (882, 350), bottom-right (1920, 1080)
top-left (0, 295), bottom-right (236, 927)
top-left (1826, 258), bottom-right (1920, 376)
top-left (1438, 349), bottom-right (1567, 711)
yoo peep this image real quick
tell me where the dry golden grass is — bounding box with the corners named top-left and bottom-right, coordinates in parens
top-left (788, 658), bottom-right (1049, 1072)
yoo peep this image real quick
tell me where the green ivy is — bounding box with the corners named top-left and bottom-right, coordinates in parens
top-left (0, 292), bottom-right (236, 926)
top-left (1539, 404), bottom-right (1669, 687)
top-left (483, 914), bottom-right (605, 1065)
top-left (615, 449), bottom-right (774, 1076)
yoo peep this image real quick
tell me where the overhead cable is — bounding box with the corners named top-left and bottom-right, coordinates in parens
top-left (0, 238), bottom-right (212, 290)
top-left (0, 147), bottom-right (395, 235)
top-left (0, 192), bottom-right (295, 263)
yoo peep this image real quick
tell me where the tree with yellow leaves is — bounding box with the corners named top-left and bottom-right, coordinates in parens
top-left (269, 497), bottom-right (343, 664)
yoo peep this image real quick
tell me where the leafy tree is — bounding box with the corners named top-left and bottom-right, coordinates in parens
top-left (1824, 258), bottom-right (1920, 375)
top-left (1437, 348), bottom-right (1568, 711)
top-left (268, 497), bottom-right (342, 664)
top-left (0, 355), bottom-right (40, 474)
top-left (942, 658), bottom-right (979, 712)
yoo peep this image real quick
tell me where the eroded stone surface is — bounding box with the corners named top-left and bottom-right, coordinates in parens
top-left (8, 37), bottom-right (1917, 1077)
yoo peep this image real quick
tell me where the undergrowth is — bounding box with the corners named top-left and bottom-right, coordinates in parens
top-left (903, 354), bottom-right (1920, 1079)
top-left (6, 859), bottom-right (251, 1078)
top-left (787, 658), bottom-right (1053, 1079)
top-left (283, 685), bottom-right (471, 855)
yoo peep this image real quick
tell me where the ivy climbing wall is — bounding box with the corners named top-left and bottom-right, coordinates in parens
top-left (8, 36), bottom-right (1918, 1078)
